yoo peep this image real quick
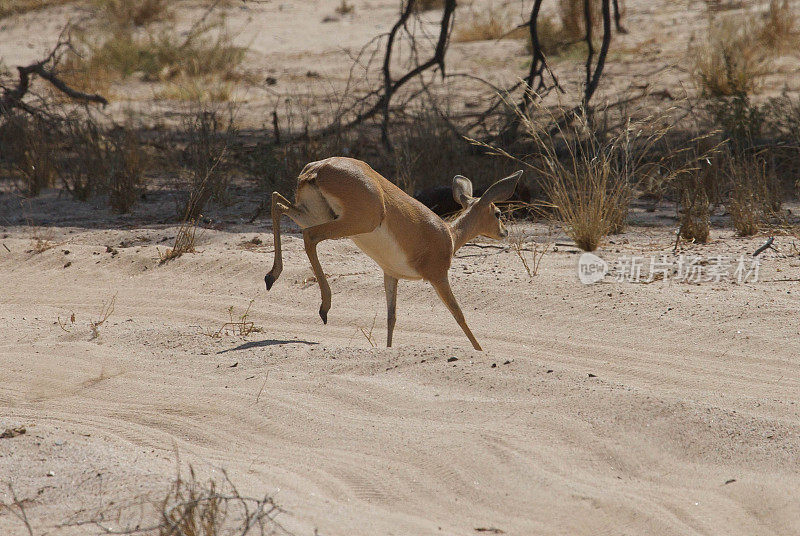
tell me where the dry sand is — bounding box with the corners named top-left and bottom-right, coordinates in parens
top-left (1, 0), bottom-right (800, 534)
top-left (1, 194), bottom-right (799, 534)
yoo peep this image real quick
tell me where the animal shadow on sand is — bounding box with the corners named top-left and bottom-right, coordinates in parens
top-left (217, 339), bottom-right (317, 354)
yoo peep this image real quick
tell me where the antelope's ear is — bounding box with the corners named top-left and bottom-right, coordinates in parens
top-left (479, 170), bottom-right (523, 205)
top-left (452, 175), bottom-right (474, 209)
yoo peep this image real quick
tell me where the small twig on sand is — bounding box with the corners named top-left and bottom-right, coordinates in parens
top-left (753, 236), bottom-right (775, 257)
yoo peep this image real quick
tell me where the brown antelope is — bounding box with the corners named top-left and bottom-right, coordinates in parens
top-left (265, 157), bottom-right (521, 351)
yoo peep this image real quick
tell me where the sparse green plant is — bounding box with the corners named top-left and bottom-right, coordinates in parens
top-left (509, 227), bottom-right (550, 278)
top-left (206, 299), bottom-right (262, 338)
top-left (90, 293), bottom-right (116, 340)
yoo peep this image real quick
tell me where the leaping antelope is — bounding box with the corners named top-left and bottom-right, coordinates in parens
top-left (265, 157), bottom-right (522, 351)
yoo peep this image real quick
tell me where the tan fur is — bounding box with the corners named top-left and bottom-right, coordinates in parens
top-left (265, 157), bottom-right (520, 351)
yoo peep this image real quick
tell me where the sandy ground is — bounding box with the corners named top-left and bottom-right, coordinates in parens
top-left (2, 0), bottom-right (800, 127)
top-left (1, 192), bottom-right (800, 534)
top-left (1, 0), bottom-right (800, 534)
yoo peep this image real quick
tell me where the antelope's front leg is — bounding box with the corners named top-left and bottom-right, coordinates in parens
top-left (429, 277), bottom-right (482, 351)
top-left (301, 216), bottom-right (377, 324)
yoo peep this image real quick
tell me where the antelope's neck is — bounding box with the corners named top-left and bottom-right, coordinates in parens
top-left (448, 211), bottom-right (476, 253)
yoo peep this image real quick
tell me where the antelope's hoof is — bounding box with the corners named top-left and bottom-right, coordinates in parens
top-left (265, 273), bottom-right (274, 291)
top-left (319, 308), bottom-right (328, 324)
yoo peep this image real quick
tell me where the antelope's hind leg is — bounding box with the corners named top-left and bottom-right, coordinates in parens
top-left (265, 191), bottom-right (303, 290)
top-left (384, 273), bottom-right (398, 347)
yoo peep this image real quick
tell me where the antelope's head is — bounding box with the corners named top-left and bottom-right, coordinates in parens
top-left (451, 170), bottom-right (523, 240)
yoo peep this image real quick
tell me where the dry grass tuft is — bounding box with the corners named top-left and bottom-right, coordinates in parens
top-left (158, 217), bottom-right (199, 263)
top-left (690, 16), bottom-right (773, 98)
top-left (152, 467), bottom-right (282, 536)
top-left (335, 0), bottom-right (354, 15)
top-left (29, 227), bottom-right (56, 254)
top-left (93, 0), bottom-right (171, 27)
top-left (455, 7), bottom-right (510, 42)
top-left (758, 0), bottom-right (799, 53)
top-left (63, 20), bottom-right (245, 89)
top-left (558, 0), bottom-right (602, 41)
top-left (156, 75), bottom-right (236, 102)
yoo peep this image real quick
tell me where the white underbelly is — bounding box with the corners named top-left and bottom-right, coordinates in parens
top-left (351, 223), bottom-right (421, 280)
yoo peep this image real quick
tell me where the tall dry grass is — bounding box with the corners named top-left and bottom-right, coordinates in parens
top-left (61, 17), bottom-right (245, 94)
top-left (454, 7), bottom-right (511, 42)
top-left (483, 103), bottom-right (675, 251)
top-left (92, 0), bottom-right (171, 27)
top-left (690, 0), bottom-right (799, 99)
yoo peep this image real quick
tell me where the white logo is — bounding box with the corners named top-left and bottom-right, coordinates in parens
top-left (578, 252), bottom-right (608, 284)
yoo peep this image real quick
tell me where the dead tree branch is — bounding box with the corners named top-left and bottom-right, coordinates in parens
top-left (0, 35), bottom-right (108, 116)
top-left (583, 0), bottom-right (612, 109)
top-left (313, 0), bottom-right (456, 146)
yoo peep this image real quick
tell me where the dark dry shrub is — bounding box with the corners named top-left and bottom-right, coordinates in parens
top-left (678, 171), bottom-right (711, 243)
top-left (393, 110), bottom-right (516, 199)
top-left (107, 127), bottom-right (148, 213)
top-left (0, 114), bottom-right (56, 196)
top-left (727, 156), bottom-right (780, 236)
top-left (58, 117), bottom-right (109, 201)
top-left (707, 94), bottom-right (763, 154)
top-left (176, 106), bottom-right (237, 219)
